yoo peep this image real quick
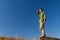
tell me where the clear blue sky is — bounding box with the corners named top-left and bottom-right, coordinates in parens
top-left (0, 0), bottom-right (60, 39)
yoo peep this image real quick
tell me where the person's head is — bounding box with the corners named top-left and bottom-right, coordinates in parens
top-left (37, 8), bottom-right (43, 15)
top-left (38, 8), bottom-right (43, 12)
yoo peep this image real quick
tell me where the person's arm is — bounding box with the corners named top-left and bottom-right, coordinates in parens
top-left (44, 13), bottom-right (46, 23)
top-left (36, 11), bottom-right (40, 16)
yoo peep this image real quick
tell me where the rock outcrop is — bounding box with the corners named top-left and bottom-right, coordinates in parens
top-left (37, 37), bottom-right (60, 40)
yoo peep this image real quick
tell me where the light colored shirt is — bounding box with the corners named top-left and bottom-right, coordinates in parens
top-left (38, 12), bottom-right (46, 22)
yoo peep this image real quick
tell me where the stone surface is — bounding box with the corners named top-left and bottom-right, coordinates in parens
top-left (37, 37), bottom-right (60, 40)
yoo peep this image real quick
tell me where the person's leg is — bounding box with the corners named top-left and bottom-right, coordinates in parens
top-left (40, 20), bottom-right (46, 37)
top-left (41, 28), bottom-right (46, 37)
top-left (41, 23), bottom-right (46, 37)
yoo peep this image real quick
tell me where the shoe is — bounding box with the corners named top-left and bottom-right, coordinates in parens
top-left (40, 35), bottom-right (46, 38)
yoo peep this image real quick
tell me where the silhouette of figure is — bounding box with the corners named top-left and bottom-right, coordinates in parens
top-left (37, 8), bottom-right (46, 37)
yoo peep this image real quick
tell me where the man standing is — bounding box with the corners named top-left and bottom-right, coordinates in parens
top-left (37, 8), bottom-right (46, 37)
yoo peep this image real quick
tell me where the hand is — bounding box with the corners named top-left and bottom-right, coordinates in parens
top-left (43, 19), bottom-right (46, 23)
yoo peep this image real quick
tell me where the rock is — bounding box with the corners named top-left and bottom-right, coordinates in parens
top-left (37, 37), bottom-right (60, 40)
